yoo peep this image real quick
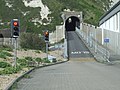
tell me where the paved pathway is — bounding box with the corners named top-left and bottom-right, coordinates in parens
top-left (67, 31), bottom-right (93, 58)
top-left (17, 60), bottom-right (120, 90)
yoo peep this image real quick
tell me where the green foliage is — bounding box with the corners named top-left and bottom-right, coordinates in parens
top-left (35, 57), bottom-right (42, 65)
top-left (0, 45), bottom-right (13, 52)
top-left (18, 57), bottom-right (36, 67)
top-left (25, 57), bottom-right (33, 61)
top-left (0, 56), bottom-right (54, 75)
top-left (23, 48), bottom-right (28, 51)
top-left (43, 58), bottom-right (51, 63)
top-left (0, 0), bottom-right (110, 33)
top-left (20, 32), bottom-right (45, 50)
top-left (17, 58), bottom-right (28, 67)
top-left (3, 51), bottom-right (12, 57)
top-left (0, 45), bottom-right (13, 59)
top-left (35, 50), bottom-right (41, 53)
top-left (43, 0), bottom-right (110, 25)
top-left (0, 66), bottom-right (22, 75)
top-left (0, 50), bottom-right (13, 59)
top-left (0, 52), bottom-right (6, 59)
top-left (0, 61), bottom-right (11, 68)
top-left (35, 57), bottom-right (42, 62)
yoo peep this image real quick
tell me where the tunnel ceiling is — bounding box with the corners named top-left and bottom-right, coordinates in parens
top-left (65, 16), bottom-right (80, 31)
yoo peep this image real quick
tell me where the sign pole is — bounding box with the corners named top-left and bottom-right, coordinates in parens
top-left (44, 31), bottom-right (49, 60)
top-left (106, 43), bottom-right (107, 59)
top-left (46, 41), bottom-right (48, 60)
top-left (14, 38), bottom-right (17, 68)
top-left (104, 38), bottom-right (110, 62)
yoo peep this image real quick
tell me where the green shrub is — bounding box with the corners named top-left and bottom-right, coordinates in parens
top-left (0, 52), bottom-right (6, 59)
top-left (0, 70), bottom-right (3, 75)
top-left (17, 58), bottom-right (27, 67)
top-left (35, 50), bottom-right (41, 53)
top-left (35, 57), bottom-right (42, 65)
top-left (0, 45), bottom-right (13, 52)
top-left (1, 66), bottom-right (22, 75)
top-left (15, 66), bottom-right (22, 72)
top-left (24, 48), bottom-right (28, 51)
top-left (35, 57), bottom-right (42, 62)
top-left (0, 51), bottom-right (13, 59)
top-left (0, 61), bottom-right (11, 68)
top-left (3, 51), bottom-right (13, 57)
top-left (43, 58), bottom-right (50, 63)
top-left (25, 57), bottom-right (33, 61)
top-left (20, 33), bottom-right (45, 50)
top-left (2, 67), bottom-right (15, 74)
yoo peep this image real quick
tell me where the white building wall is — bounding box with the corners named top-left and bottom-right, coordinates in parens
top-left (117, 12), bottom-right (120, 32)
top-left (99, 11), bottom-right (120, 54)
top-left (106, 20), bottom-right (109, 30)
top-left (100, 11), bottom-right (120, 32)
top-left (111, 16), bottom-right (114, 31)
top-left (111, 0), bottom-right (120, 7)
top-left (101, 13), bottom-right (120, 32)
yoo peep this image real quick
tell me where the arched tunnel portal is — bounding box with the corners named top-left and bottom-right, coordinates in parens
top-left (65, 16), bottom-right (80, 31)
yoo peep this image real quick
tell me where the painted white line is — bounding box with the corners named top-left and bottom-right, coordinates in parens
top-left (71, 51), bottom-right (90, 54)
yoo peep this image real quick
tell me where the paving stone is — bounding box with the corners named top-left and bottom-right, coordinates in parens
top-left (17, 61), bottom-right (120, 90)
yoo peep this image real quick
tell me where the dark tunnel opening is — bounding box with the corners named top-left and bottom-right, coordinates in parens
top-left (0, 34), bottom-right (3, 38)
top-left (65, 16), bottom-right (80, 31)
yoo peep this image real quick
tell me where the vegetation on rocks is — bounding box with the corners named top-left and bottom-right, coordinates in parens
top-left (0, 61), bottom-right (11, 68)
top-left (0, 0), bottom-right (111, 32)
top-left (0, 50), bottom-right (13, 59)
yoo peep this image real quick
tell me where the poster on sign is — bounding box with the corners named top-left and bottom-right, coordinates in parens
top-left (104, 38), bottom-right (109, 43)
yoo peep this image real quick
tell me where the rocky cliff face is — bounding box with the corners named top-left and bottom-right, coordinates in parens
top-left (0, 0), bottom-right (111, 33)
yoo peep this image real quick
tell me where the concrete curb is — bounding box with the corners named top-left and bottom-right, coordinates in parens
top-left (5, 68), bottom-right (35, 90)
top-left (5, 60), bottom-right (68, 90)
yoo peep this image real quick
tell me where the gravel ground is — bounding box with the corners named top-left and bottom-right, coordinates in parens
top-left (0, 71), bottom-right (26, 90)
top-left (0, 49), bottom-right (64, 90)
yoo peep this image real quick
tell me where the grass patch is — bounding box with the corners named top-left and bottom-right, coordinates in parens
top-left (25, 57), bottom-right (33, 61)
top-left (0, 45), bottom-right (13, 52)
top-left (0, 66), bottom-right (22, 75)
top-left (35, 50), bottom-right (41, 53)
top-left (0, 61), bottom-right (11, 68)
top-left (0, 50), bottom-right (13, 59)
top-left (43, 58), bottom-right (51, 63)
top-left (17, 58), bottom-right (28, 67)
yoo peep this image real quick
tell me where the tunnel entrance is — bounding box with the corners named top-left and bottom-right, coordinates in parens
top-left (0, 34), bottom-right (4, 45)
top-left (65, 16), bottom-right (80, 31)
top-left (0, 34), bottom-right (3, 38)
